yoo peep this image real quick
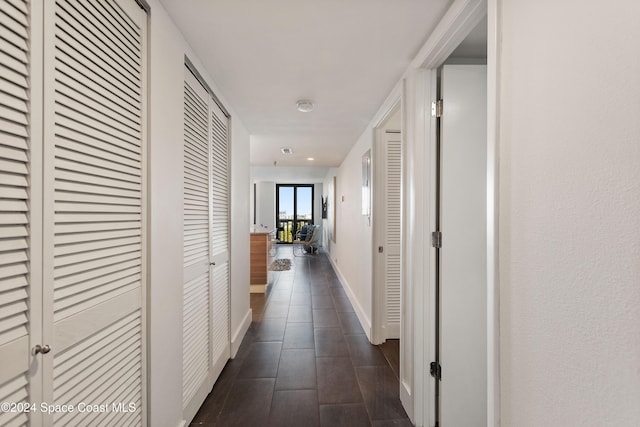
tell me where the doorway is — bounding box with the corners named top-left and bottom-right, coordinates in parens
top-left (275, 184), bottom-right (314, 243)
top-left (427, 15), bottom-right (489, 427)
top-left (372, 104), bottom-right (402, 340)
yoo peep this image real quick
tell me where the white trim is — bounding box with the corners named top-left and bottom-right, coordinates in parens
top-left (405, 67), bottom-right (433, 427)
top-left (427, 70), bottom-right (439, 427)
top-left (411, 0), bottom-right (487, 70)
top-left (29, 1), bottom-right (45, 423)
top-left (400, 379), bottom-right (414, 424)
top-left (327, 256), bottom-right (372, 341)
top-left (372, 82), bottom-right (403, 129)
top-left (486, 0), bottom-right (501, 425)
top-left (231, 308), bottom-right (252, 358)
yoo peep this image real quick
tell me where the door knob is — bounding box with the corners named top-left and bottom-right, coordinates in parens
top-left (33, 344), bottom-right (51, 355)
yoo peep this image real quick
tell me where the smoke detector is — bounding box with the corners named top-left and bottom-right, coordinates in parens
top-left (296, 99), bottom-right (314, 113)
top-left (280, 147), bottom-right (294, 155)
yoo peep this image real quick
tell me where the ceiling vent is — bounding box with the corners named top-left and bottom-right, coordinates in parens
top-left (280, 147), bottom-right (294, 155)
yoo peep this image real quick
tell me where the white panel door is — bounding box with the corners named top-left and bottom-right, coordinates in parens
top-left (42, 0), bottom-right (147, 425)
top-left (0, 1), bottom-right (40, 426)
top-left (439, 64), bottom-right (487, 426)
top-left (182, 68), bottom-right (214, 420)
top-left (383, 130), bottom-right (402, 339)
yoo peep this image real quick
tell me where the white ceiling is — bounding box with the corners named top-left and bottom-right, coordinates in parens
top-left (160, 0), bottom-right (453, 167)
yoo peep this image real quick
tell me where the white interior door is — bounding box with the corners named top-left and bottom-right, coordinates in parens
top-left (383, 130), bottom-right (402, 339)
top-left (42, 0), bottom-right (147, 425)
top-left (439, 64), bottom-right (487, 426)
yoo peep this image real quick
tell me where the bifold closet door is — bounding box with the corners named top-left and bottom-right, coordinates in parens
top-left (182, 67), bottom-right (230, 423)
top-left (42, 0), bottom-right (147, 425)
top-left (0, 1), bottom-right (40, 426)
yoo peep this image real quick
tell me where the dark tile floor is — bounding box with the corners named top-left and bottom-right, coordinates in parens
top-left (191, 246), bottom-right (411, 427)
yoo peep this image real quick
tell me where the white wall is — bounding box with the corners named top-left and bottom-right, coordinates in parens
top-left (255, 181), bottom-right (275, 229)
top-left (313, 183), bottom-right (323, 229)
top-left (253, 178), bottom-right (324, 236)
top-left (251, 165), bottom-right (330, 183)
top-left (148, 2), bottom-right (251, 426)
top-left (324, 131), bottom-right (374, 335)
top-left (499, 1), bottom-right (640, 425)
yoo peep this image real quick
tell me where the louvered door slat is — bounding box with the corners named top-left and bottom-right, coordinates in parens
top-left (0, 373), bottom-right (28, 427)
top-left (210, 111), bottom-right (229, 256)
top-left (55, 53), bottom-right (140, 118)
top-left (53, 313), bottom-right (142, 425)
top-left (0, 8), bottom-right (29, 40)
top-left (54, 12), bottom-right (140, 95)
top-left (0, 1), bottom-right (31, 423)
top-left (44, 0), bottom-right (147, 425)
top-left (77, 0), bottom-right (140, 65)
top-left (62, 0), bottom-right (140, 68)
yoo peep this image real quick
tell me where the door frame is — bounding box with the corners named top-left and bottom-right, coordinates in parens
top-left (403, 0), bottom-right (500, 426)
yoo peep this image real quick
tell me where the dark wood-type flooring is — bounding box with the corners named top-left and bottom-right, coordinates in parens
top-left (191, 246), bottom-right (411, 427)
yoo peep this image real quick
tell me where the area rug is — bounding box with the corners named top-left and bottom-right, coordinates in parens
top-left (269, 258), bottom-right (292, 271)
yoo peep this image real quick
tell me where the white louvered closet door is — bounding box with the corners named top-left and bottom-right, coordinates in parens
top-left (0, 1), bottom-right (40, 426)
top-left (42, 0), bottom-right (147, 425)
top-left (383, 131), bottom-right (401, 339)
top-left (182, 68), bottom-right (215, 421)
top-left (208, 99), bottom-right (230, 380)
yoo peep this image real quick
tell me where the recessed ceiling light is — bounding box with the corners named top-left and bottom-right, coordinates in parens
top-left (281, 147), bottom-right (294, 155)
top-left (296, 99), bottom-right (314, 113)
top-left (307, 157), bottom-right (315, 161)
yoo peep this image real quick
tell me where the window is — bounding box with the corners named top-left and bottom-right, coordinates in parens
top-left (276, 184), bottom-right (314, 242)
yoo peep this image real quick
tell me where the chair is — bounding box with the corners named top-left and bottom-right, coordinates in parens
top-left (293, 225), bottom-right (321, 256)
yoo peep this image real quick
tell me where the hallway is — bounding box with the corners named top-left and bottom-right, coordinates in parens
top-left (190, 248), bottom-right (411, 426)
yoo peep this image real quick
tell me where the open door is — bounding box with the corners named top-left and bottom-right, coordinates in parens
top-left (434, 64), bottom-right (487, 426)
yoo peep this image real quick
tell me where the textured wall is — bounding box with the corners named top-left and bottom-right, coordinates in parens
top-left (499, 1), bottom-right (640, 425)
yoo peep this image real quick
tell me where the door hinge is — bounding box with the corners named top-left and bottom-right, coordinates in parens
top-left (431, 231), bottom-right (442, 248)
top-left (430, 361), bottom-right (442, 380)
top-left (378, 246), bottom-right (384, 253)
top-left (431, 99), bottom-right (443, 117)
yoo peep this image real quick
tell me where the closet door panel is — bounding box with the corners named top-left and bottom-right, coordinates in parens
top-left (383, 131), bottom-right (401, 338)
top-left (42, 0), bottom-right (147, 425)
top-left (182, 68), bottom-right (213, 419)
top-left (209, 102), bottom-right (230, 370)
top-left (0, 1), bottom-right (38, 426)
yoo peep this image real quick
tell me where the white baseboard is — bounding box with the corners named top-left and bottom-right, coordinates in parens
top-left (400, 379), bottom-right (415, 425)
top-left (327, 256), bottom-right (372, 342)
top-left (231, 308), bottom-right (252, 358)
